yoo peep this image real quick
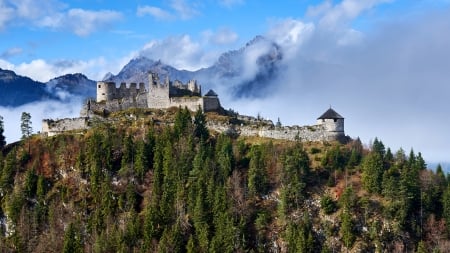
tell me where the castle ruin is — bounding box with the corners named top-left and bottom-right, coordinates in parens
top-left (42, 73), bottom-right (346, 142)
top-left (91, 73), bottom-right (221, 115)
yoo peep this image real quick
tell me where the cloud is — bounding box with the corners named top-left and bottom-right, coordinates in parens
top-left (307, 0), bottom-right (393, 29)
top-left (0, 47), bottom-right (23, 59)
top-left (140, 35), bottom-right (216, 70)
top-left (266, 18), bottom-right (315, 59)
top-left (203, 27), bottom-right (239, 45)
top-left (66, 9), bottom-right (122, 36)
top-left (0, 56), bottom-right (130, 82)
top-left (0, 0), bottom-right (122, 36)
top-left (0, 0), bottom-right (14, 30)
top-left (170, 0), bottom-right (199, 20)
top-left (0, 98), bottom-right (83, 144)
top-left (137, 5), bottom-right (173, 20)
top-left (229, 7), bottom-right (450, 162)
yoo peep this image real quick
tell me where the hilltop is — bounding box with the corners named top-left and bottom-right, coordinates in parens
top-left (0, 107), bottom-right (449, 252)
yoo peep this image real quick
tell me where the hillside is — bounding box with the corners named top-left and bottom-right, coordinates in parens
top-left (0, 108), bottom-right (449, 252)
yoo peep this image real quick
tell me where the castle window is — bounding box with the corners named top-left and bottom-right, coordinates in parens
top-left (102, 93), bottom-right (105, 96)
top-left (334, 119), bottom-right (337, 122)
top-left (98, 85), bottom-right (101, 88)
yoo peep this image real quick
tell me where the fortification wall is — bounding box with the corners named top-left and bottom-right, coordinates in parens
top-left (207, 122), bottom-right (344, 142)
top-left (89, 93), bottom-right (148, 114)
top-left (42, 117), bottom-right (88, 137)
top-left (169, 97), bottom-right (203, 112)
top-left (148, 85), bottom-right (170, 109)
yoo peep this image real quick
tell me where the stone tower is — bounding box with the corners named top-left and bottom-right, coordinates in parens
top-left (147, 73), bottom-right (170, 109)
top-left (317, 107), bottom-right (344, 134)
top-left (96, 81), bottom-right (116, 102)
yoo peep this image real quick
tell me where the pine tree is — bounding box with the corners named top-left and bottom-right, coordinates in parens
top-left (20, 112), bottom-right (32, 139)
top-left (194, 107), bottom-right (209, 140)
top-left (442, 185), bottom-right (450, 233)
top-left (63, 223), bottom-right (83, 253)
top-left (0, 115), bottom-right (6, 148)
top-left (248, 145), bottom-right (268, 197)
top-left (362, 152), bottom-right (384, 194)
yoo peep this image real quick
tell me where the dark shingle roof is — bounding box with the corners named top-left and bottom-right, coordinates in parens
top-left (204, 89), bottom-right (218, 97)
top-left (317, 108), bottom-right (344, 119)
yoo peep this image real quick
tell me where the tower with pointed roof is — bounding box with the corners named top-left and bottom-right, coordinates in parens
top-left (317, 107), bottom-right (344, 135)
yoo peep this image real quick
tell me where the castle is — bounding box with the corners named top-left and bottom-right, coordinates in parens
top-left (88, 73), bottom-right (221, 115)
top-left (42, 73), bottom-right (346, 142)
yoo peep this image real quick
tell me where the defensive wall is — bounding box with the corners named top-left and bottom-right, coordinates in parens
top-left (42, 117), bottom-right (88, 137)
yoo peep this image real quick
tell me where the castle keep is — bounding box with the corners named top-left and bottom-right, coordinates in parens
top-left (92, 73), bottom-right (221, 114)
top-left (42, 72), bottom-right (346, 142)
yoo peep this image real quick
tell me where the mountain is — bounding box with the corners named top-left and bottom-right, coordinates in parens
top-left (0, 69), bottom-right (96, 107)
top-left (200, 35), bottom-right (283, 97)
top-left (46, 73), bottom-right (96, 100)
top-left (105, 57), bottom-right (194, 84)
top-left (0, 36), bottom-right (282, 107)
top-left (107, 36), bottom-right (283, 97)
top-left (0, 68), bottom-right (50, 107)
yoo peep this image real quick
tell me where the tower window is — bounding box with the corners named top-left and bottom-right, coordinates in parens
top-left (334, 119), bottom-right (337, 122)
top-left (98, 85), bottom-right (101, 88)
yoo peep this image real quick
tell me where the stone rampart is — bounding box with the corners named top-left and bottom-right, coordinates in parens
top-left (42, 117), bottom-right (88, 137)
top-left (207, 121), bottom-right (344, 142)
top-left (169, 97), bottom-right (203, 112)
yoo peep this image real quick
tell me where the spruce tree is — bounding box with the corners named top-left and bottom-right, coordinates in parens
top-left (20, 112), bottom-right (32, 139)
top-left (0, 115), bottom-right (6, 148)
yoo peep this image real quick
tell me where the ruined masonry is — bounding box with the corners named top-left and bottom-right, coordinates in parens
top-left (42, 73), bottom-right (346, 142)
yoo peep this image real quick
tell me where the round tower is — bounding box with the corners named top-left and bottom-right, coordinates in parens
top-left (97, 81), bottom-right (116, 102)
top-left (317, 107), bottom-right (344, 133)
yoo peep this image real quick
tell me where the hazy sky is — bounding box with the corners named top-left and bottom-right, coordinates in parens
top-left (0, 0), bottom-right (450, 164)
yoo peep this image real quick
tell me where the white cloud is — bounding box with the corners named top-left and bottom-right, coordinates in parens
top-left (0, 0), bottom-right (122, 36)
top-left (230, 8), bottom-right (450, 162)
top-left (137, 5), bottom-right (173, 20)
top-left (66, 9), bottom-right (122, 36)
top-left (266, 18), bottom-right (315, 59)
top-left (307, 0), bottom-right (393, 29)
top-left (203, 27), bottom-right (239, 45)
top-left (140, 35), bottom-right (214, 70)
top-left (0, 56), bottom-right (128, 82)
top-left (170, 0), bottom-right (199, 20)
top-left (0, 98), bottom-right (83, 144)
top-left (0, 47), bottom-right (23, 59)
top-left (0, 0), bottom-right (14, 30)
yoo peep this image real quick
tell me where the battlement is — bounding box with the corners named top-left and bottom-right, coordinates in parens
top-left (97, 81), bottom-right (146, 102)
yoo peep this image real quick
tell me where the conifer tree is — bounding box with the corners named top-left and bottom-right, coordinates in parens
top-left (20, 112), bottom-right (32, 139)
top-left (0, 115), bottom-right (6, 149)
top-left (63, 223), bottom-right (83, 253)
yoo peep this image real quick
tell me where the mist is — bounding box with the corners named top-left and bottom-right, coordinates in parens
top-left (0, 97), bottom-right (84, 143)
top-left (218, 10), bottom-right (450, 163)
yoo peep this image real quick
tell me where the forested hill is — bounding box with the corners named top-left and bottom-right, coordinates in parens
top-left (0, 107), bottom-right (449, 252)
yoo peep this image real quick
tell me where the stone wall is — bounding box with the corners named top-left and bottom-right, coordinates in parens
top-left (169, 97), bottom-right (203, 112)
top-left (207, 121), bottom-right (344, 142)
top-left (203, 97), bottom-right (221, 112)
top-left (42, 117), bottom-right (88, 136)
top-left (148, 84), bottom-right (170, 109)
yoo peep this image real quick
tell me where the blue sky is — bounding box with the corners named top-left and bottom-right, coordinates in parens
top-left (0, 0), bottom-right (446, 81)
top-left (1, 0), bottom-right (450, 164)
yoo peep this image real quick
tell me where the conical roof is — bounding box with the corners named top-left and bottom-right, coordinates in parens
top-left (317, 108), bottom-right (344, 119)
top-left (204, 89), bottom-right (218, 97)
